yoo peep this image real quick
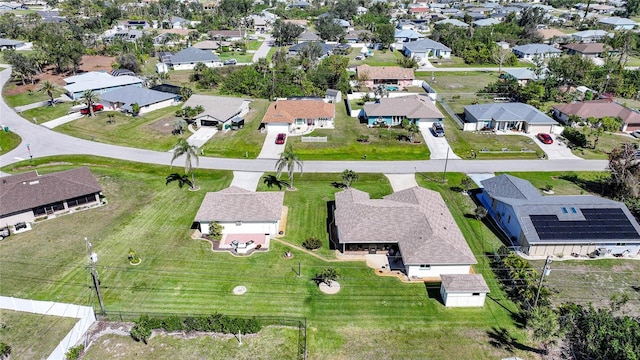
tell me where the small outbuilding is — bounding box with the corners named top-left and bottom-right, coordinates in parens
top-left (440, 274), bottom-right (489, 307)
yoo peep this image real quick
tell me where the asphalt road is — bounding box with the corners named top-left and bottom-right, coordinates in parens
top-left (0, 68), bottom-right (609, 174)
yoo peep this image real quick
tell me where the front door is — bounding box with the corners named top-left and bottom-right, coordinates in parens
top-left (368, 245), bottom-right (377, 254)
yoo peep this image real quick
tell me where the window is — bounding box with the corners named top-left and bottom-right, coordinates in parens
top-left (507, 215), bottom-right (511, 223)
top-left (472, 292), bottom-right (480, 296)
top-left (419, 265), bottom-right (430, 269)
top-left (235, 221), bottom-right (242, 226)
top-left (562, 207), bottom-right (568, 214)
top-left (570, 207), bottom-right (577, 213)
top-left (616, 243), bottom-right (626, 247)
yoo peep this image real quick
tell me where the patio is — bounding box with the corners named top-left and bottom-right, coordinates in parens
top-left (219, 233), bottom-right (270, 255)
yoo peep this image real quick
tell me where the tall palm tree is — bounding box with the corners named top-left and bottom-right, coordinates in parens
top-left (341, 169), bottom-right (359, 188)
top-left (165, 173), bottom-right (193, 189)
top-left (275, 144), bottom-right (303, 190)
top-left (38, 80), bottom-right (57, 107)
top-left (81, 90), bottom-right (100, 117)
top-left (171, 138), bottom-right (199, 190)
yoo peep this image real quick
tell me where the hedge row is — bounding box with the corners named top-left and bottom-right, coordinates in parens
top-left (134, 313), bottom-right (262, 335)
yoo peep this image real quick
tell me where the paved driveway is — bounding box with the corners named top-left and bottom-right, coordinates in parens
top-left (257, 132), bottom-right (285, 159)
top-left (42, 112), bottom-right (84, 129)
top-left (186, 127), bottom-right (217, 148)
top-left (419, 122), bottom-right (461, 160)
top-left (252, 36), bottom-right (273, 62)
top-left (527, 133), bottom-right (581, 160)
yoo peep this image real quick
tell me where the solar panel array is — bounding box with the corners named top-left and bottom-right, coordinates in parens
top-left (531, 208), bottom-right (640, 241)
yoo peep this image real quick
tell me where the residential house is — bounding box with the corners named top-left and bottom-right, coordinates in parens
top-left (440, 274), bottom-right (490, 307)
top-left (100, 87), bottom-right (177, 115)
top-left (288, 41), bottom-right (335, 58)
top-left (344, 30), bottom-right (371, 43)
top-left (360, 94), bottom-right (444, 127)
top-left (287, 1), bottom-right (311, 9)
top-left (409, 6), bottom-right (431, 18)
top-left (479, 174), bottom-right (640, 257)
top-left (248, 14), bottom-right (270, 32)
top-left (0, 167), bottom-right (103, 226)
top-left (104, 29), bottom-right (143, 43)
top-left (355, 65), bottom-right (415, 90)
top-left (0, 38), bottom-right (30, 50)
top-left (325, 89), bottom-right (342, 103)
top-left (193, 186), bottom-right (285, 253)
top-left (169, 47), bottom-right (222, 70)
top-left (331, 187), bottom-right (478, 279)
top-left (512, 44), bottom-right (561, 60)
top-left (333, 18), bottom-right (350, 30)
top-left (501, 68), bottom-right (544, 86)
top-left (434, 18), bottom-right (469, 28)
top-left (396, 20), bottom-right (418, 30)
top-left (537, 28), bottom-right (571, 44)
top-left (598, 16), bottom-right (637, 30)
top-left (192, 40), bottom-right (226, 51)
top-left (571, 30), bottom-right (611, 43)
top-left (402, 39), bottom-right (451, 59)
top-left (356, 6), bottom-right (368, 15)
top-left (473, 18), bottom-right (501, 27)
top-left (63, 72), bottom-right (143, 100)
top-left (261, 98), bottom-right (335, 134)
top-left (110, 69), bottom-right (136, 77)
top-left (209, 30), bottom-right (246, 41)
top-left (464, 102), bottom-right (559, 133)
top-left (297, 30), bottom-right (321, 43)
top-left (562, 43), bottom-right (614, 58)
top-left (552, 99), bottom-right (640, 132)
top-left (36, 10), bottom-right (65, 23)
top-left (183, 94), bottom-right (251, 129)
top-left (119, 19), bottom-right (151, 29)
top-left (394, 29), bottom-right (425, 42)
top-left (0, 2), bottom-right (26, 10)
top-left (169, 16), bottom-right (190, 29)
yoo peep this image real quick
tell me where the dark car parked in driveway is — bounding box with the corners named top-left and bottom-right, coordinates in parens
top-left (432, 122), bottom-right (445, 137)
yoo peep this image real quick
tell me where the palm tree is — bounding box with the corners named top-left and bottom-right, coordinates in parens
top-left (341, 169), bottom-right (359, 188)
top-left (262, 174), bottom-right (289, 190)
top-left (165, 173), bottom-right (194, 189)
top-left (171, 138), bottom-right (199, 190)
top-left (374, 83), bottom-right (388, 99)
top-left (38, 80), bottom-right (57, 107)
top-left (81, 90), bottom-right (100, 117)
top-left (275, 144), bottom-right (303, 190)
top-left (172, 119), bottom-right (187, 134)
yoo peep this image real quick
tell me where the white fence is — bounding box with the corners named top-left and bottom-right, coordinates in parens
top-left (0, 296), bottom-right (96, 360)
top-left (301, 136), bottom-right (327, 143)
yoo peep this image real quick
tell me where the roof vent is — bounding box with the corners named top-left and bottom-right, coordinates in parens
top-left (29, 180), bottom-right (40, 185)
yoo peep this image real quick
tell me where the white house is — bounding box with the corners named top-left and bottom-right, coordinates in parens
top-left (512, 44), bottom-right (561, 60)
top-left (182, 94), bottom-right (251, 130)
top-left (100, 87), bottom-right (178, 115)
top-left (402, 39), bottom-right (452, 59)
top-left (464, 102), bottom-right (559, 133)
top-left (63, 72), bottom-right (143, 100)
top-left (261, 98), bottom-right (335, 134)
top-left (169, 47), bottom-right (222, 70)
top-left (598, 16), bottom-right (637, 30)
top-left (440, 274), bottom-right (490, 307)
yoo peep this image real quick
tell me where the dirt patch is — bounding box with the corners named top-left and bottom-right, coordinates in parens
top-left (2, 55), bottom-right (115, 95)
top-left (147, 117), bottom-right (179, 135)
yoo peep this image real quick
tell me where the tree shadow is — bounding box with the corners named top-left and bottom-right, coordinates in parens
top-left (331, 182), bottom-right (347, 189)
top-left (559, 173), bottom-right (608, 195)
top-left (487, 326), bottom-right (545, 355)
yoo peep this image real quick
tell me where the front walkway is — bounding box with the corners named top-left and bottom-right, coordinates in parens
top-left (385, 174), bottom-right (418, 192)
top-left (41, 112), bottom-right (84, 129)
top-left (14, 96), bottom-right (69, 112)
top-left (230, 171), bottom-right (263, 191)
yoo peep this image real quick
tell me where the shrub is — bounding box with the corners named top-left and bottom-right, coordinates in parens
top-left (0, 342), bottom-right (11, 359)
top-left (162, 315), bottom-right (184, 332)
top-left (302, 237), bottom-right (322, 250)
top-left (130, 324), bottom-right (152, 344)
top-left (562, 127), bottom-right (587, 148)
top-left (65, 344), bottom-right (84, 360)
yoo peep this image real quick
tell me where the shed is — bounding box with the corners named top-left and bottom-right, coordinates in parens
top-left (440, 274), bottom-right (489, 307)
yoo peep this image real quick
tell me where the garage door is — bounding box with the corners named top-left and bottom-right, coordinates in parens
top-left (267, 123), bottom-right (289, 133)
top-left (528, 124), bottom-right (553, 134)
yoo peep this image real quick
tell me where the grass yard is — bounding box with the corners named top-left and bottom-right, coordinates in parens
top-left (416, 71), bottom-right (498, 97)
top-left (0, 309), bottom-right (78, 360)
top-left (499, 171), bottom-right (609, 196)
top-left (349, 49), bottom-right (404, 67)
top-left (430, 56), bottom-right (529, 68)
top-left (292, 104), bottom-right (431, 160)
top-left (0, 156), bottom-right (536, 359)
top-left (217, 52), bottom-right (254, 63)
top-left (20, 103), bottom-right (72, 123)
top-left (83, 327), bottom-right (300, 360)
top-left (0, 130), bottom-right (21, 154)
top-left (246, 40), bottom-right (262, 51)
top-left (439, 105), bottom-right (544, 160)
top-left (200, 99), bottom-right (268, 158)
top-left (54, 105), bottom-right (188, 151)
top-left (2, 86), bottom-right (65, 108)
top-left (566, 132), bottom-right (639, 160)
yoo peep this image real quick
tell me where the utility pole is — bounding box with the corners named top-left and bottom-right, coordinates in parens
top-left (85, 237), bottom-right (105, 316)
top-left (442, 147), bottom-right (449, 183)
top-left (534, 256), bottom-right (552, 308)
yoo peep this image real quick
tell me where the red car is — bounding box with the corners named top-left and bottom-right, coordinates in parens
top-left (80, 104), bottom-right (104, 115)
top-left (275, 133), bottom-right (286, 144)
top-left (537, 133), bottom-right (553, 144)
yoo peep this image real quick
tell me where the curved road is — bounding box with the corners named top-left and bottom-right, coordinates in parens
top-left (0, 68), bottom-right (609, 174)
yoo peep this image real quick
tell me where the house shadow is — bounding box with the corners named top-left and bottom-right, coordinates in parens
top-left (559, 173), bottom-right (608, 195)
top-left (487, 326), bottom-right (545, 355)
top-left (424, 283), bottom-right (444, 305)
top-left (468, 189), bottom-right (514, 248)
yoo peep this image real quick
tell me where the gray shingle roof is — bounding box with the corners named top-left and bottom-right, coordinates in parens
top-left (0, 38), bottom-right (24, 47)
top-left (480, 174), bottom-right (542, 201)
top-left (464, 103), bottom-right (558, 125)
top-left (0, 167), bottom-right (102, 217)
top-left (289, 41), bottom-right (335, 55)
top-left (402, 39), bottom-right (451, 52)
top-left (441, 274), bottom-right (490, 293)
top-left (183, 95), bottom-right (249, 122)
top-left (512, 43), bottom-right (561, 55)
top-left (100, 87), bottom-right (175, 111)
top-left (334, 187), bottom-right (477, 265)
top-left (194, 186), bottom-right (284, 222)
top-left (363, 94), bottom-right (444, 119)
top-left (170, 47), bottom-right (220, 65)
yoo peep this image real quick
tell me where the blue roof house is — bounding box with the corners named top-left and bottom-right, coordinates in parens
top-left (63, 72), bottom-right (143, 100)
top-left (403, 39), bottom-right (452, 59)
top-left (170, 47), bottom-right (222, 70)
top-left (512, 43), bottom-right (561, 61)
top-left (463, 102), bottom-right (558, 133)
top-left (100, 87), bottom-right (178, 115)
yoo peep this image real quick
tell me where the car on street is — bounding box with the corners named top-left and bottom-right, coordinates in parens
top-left (537, 133), bottom-right (553, 144)
top-left (224, 59), bottom-right (237, 65)
top-left (355, 55), bottom-right (365, 60)
top-left (432, 122), bottom-right (445, 137)
top-left (275, 133), bottom-right (286, 144)
top-left (80, 104), bottom-right (104, 115)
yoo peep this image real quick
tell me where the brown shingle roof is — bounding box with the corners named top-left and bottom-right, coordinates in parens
top-left (262, 99), bottom-right (335, 124)
top-left (441, 274), bottom-right (489, 293)
top-left (553, 99), bottom-right (640, 126)
top-left (194, 186), bottom-right (284, 222)
top-left (355, 65), bottom-right (415, 81)
top-left (562, 42), bottom-right (610, 54)
top-left (363, 94), bottom-right (444, 119)
top-left (0, 167), bottom-right (102, 217)
top-left (334, 187), bottom-right (477, 265)
top-left (537, 29), bottom-right (569, 40)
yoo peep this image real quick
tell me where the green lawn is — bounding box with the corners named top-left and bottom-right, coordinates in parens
top-left (200, 99), bottom-right (269, 158)
top-left (0, 156), bottom-right (535, 359)
top-left (564, 132), bottom-right (640, 160)
top-left (349, 49), bottom-right (404, 67)
top-left (217, 52), bottom-right (254, 63)
top-left (499, 171), bottom-right (609, 195)
top-left (246, 40), bottom-right (262, 51)
top-left (2, 87), bottom-right (65, 108)
top-left (54, 106), bottom-right (188, 151)
top-left (439, 104), bottom-right (544, 160)
top-left (293, 104), bottom-right (431, 160)
top-left (416, 71), bottom-right (498, 96)
top-left (20, 103), bottom-right (72, 123)
top-left (0, 309), bottom-right (78, 360)
top-left (430, 56), bottom-right (529, 68)
top-left (0, 130), bottom-right (21, 155)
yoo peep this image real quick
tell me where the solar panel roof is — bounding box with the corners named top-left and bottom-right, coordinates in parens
top-left (531, 208), bottom-right (640, 241)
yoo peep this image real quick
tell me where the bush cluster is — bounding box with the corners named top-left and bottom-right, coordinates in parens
top-left (302, 237), bottom-right (322, 250)
top-left (562, 128), bottom-right (587, 148)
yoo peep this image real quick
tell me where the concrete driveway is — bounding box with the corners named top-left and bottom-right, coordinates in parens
top-left (528, 133), bottom-right (581, 160)
top-left (252, 35), bottom-right (273, 62)
top-left (419, 122), bottom-right (461, 160)
top-left (257, 132), bottom-right (285, 159)
top-left (230, 171), bottom-right (263, 191)
top-left (42, 112), bottom-right (84, 129)
top-left (385, 174), bottom-right (418, 192)
top-left (186, 127), bottom-right (217, 148)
